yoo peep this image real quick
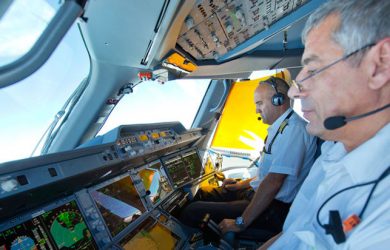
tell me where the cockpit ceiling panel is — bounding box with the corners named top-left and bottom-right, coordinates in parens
top-left (177, 0), bottom-right (308, 61)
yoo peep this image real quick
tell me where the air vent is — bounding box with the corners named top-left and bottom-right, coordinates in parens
top-left (48, 168), bottom-right (58, 177)
top-left (16, 175), bottom-right (29, 186)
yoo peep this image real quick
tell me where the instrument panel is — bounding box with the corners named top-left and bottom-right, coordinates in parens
top-left (162, 149), bottom-right (204, 188)
top-left (0, 199), bottom-right (97, 249)
top-left (119, 216), bottom-right (181, 250)
top-left (177, 0), bottom-right (308, 60)
top-left (116, 128), bottom-right (177, 159)
top-left (89, 174), bottom-right (147, 239)
top-left (0, 122), bottom-right (205, 249)
top-left (0, 147), bottom-right (204, 249)
top-left (134, 161), bottom-right (173, 207)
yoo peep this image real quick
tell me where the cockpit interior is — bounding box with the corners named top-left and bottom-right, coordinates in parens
top-left (0, 0), bottom-right (327, 249)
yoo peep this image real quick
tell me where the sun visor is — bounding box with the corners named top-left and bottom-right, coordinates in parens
top-left (210, 70), bottom-right (290, 157)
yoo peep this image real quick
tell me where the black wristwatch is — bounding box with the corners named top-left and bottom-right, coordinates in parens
top-left (235, 216), bottom-right (246, 229)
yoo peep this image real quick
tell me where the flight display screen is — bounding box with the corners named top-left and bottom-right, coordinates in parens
top-left (138, 161), bottom-right (173, 205)
top-left (90, 175), bottom-right (146, 238)
top-left (162, 156), bottom-right (190, 187)
top-left (0, 200), bottom-right (97, 249)
top-left (182, 150), bottom-right (203, 179)
top-left (162, 149), bottom-right (203, 187)
top-left (119, 217), bottom-right (180, 250)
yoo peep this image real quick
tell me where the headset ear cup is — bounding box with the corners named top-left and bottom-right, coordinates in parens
top-left (272, 93), bottom-right (285, 106)
top-left (271, 95), bottom-right (277, 106)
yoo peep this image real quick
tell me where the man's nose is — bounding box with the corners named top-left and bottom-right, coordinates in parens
top-left (288, 85), bottom-right (300, 99)
top-left (289, 68), bottom-right (308, 99)
top-left (295, 66), bottom-right (306, 82)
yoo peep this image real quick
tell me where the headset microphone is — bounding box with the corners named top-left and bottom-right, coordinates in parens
top-left (317, 166), bottom-right (390, 244)
top-left (324, 103), bottom-right (390, 130)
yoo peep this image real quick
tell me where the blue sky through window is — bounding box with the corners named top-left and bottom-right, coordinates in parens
top-left (0, 1), bottom-right (210, 164)
top-left (98, 79), bottom-right (210, 135)
top-left (0, 0), bottom-right (89, 163)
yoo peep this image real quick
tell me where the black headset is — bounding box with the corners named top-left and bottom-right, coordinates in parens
top-left (317, 166), bottom-right (390, 244)
top-left (262, 76), bottom-right (287, 106)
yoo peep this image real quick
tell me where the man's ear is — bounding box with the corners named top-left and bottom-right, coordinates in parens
top-left (369, 38), bottom-right (390, 90)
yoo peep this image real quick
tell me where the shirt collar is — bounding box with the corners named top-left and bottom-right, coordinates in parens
top-left (323, 142), bottom-right (346, 162)
top-left (343, 122), bottom-right (390, 183)
top-left (267, 108), bottom-right (293, 134)
top-left (323, 123), bottom-right (390, 183)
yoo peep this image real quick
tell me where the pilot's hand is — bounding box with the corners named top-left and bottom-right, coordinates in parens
top-left (218, 219), bottom-right (243, 235)
top-left (222, 178), bottom-right (237, 187)
top-left (222, 178), bottom-right (241, 191)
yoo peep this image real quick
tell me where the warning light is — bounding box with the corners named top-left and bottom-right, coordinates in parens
top-left (151, 133), bottom-right (159, 139)
top-left (138, 71), bottom-right (153, 81)
top-left (139, 134), bottom-right (149, 141)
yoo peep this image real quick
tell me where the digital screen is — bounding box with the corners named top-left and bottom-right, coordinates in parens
top-left (0, 200), bottom-right (97, 250)
top-left (162, 149), bottom-right (203, 187)
top-left (182, 150), bottom-right (203, 179)
top-left (90, 175), bottom-right (146, 238)
top-left (119, 217), bottom-right (180, 250)
top-left (162, 156), bottom-right (190, 187)
top-left (138, 161), bottom-right (173, 205)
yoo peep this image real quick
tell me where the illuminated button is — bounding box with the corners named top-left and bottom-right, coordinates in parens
top-left (139, 134), bottom-right (148, 141)
top-left (151, 133), bottom-right (159, 139)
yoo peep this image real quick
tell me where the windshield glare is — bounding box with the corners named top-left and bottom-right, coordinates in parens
top-left (0, 0), bottom-right (210, 165)
top-left (0, 0), bottom-right (60, 66)
top-left (0, 21), bottom-right (90, 164)
top-left (98, 79), bottom-right (211, 135)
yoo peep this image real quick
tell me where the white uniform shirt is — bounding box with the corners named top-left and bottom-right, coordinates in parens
top-left (270, 122), bottom-right (390, 249)
top-left (250, 108), bottom-right (317, 203)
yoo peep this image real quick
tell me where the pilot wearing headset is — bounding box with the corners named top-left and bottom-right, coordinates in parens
top-left (261, 0), bottom-right (390, 249)
top-left (181, 77), bottom-right (317, 236)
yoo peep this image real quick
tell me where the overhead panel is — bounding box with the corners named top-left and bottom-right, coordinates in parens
top-left (177, 0), bottom-right (308, 61)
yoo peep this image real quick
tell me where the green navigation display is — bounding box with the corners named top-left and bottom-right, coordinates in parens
top-left (0, 200), bottom-right (97, 250)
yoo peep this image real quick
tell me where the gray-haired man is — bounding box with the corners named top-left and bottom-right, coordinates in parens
top-left (262, 0), bottom-right (390, 249)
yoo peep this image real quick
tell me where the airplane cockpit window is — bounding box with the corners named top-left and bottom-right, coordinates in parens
top-left (0, 7), bottom-right (90, 164)
top-left (98, 79), bottom-right (210, 135)
top-left (0, 0), bottom-right (61, 66)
